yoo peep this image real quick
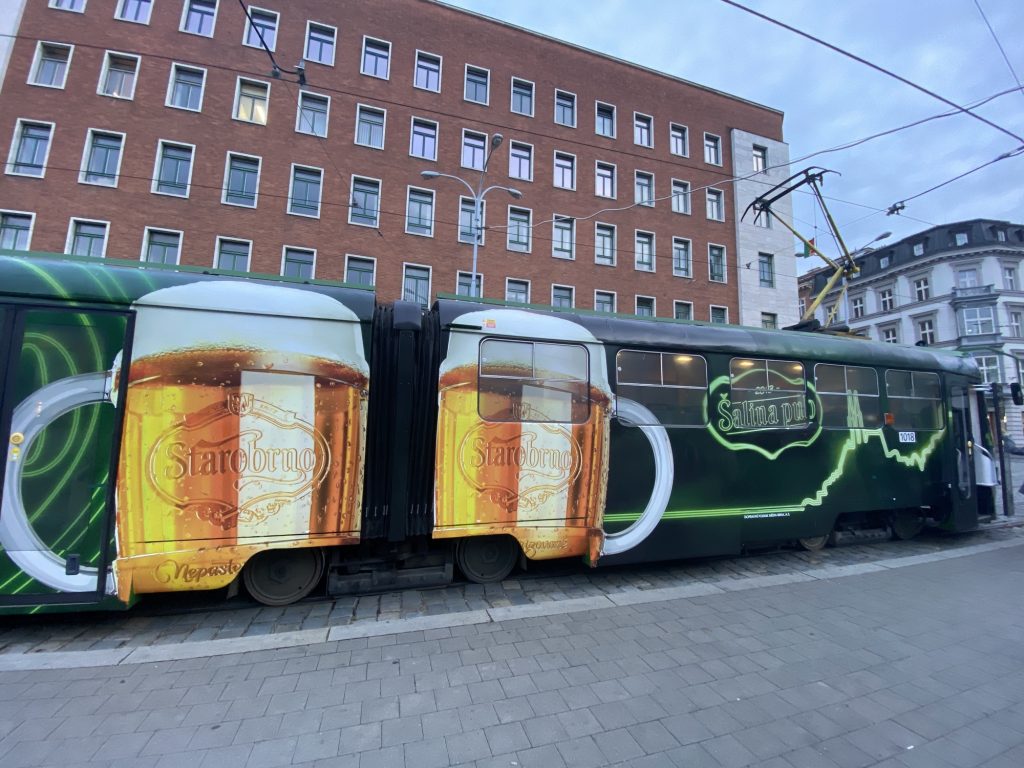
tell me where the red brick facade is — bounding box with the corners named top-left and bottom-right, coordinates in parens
top-left (0, 0), bottom-right (784, 318)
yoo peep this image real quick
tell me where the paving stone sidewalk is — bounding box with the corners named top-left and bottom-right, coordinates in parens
top-left (0, 540), bottom-right (1022, 767)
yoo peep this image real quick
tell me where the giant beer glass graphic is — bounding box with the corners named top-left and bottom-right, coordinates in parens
top-left (435, 310), bottom-right (673, 559)
top-left (0, 282), bottom-right (368, 598)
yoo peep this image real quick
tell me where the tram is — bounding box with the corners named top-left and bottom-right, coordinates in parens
top-left (0, 253), bottom-right (995, 613)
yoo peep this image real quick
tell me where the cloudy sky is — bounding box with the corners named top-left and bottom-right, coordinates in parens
top-left (446, 0), bottom-right (1024, 270)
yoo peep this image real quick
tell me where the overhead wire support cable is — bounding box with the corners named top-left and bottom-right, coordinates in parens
top-left (973, 0), bottom-right (1024, 105)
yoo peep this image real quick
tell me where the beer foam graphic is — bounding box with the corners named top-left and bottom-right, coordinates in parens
top-left (130, 281), bottom-right (368, 374)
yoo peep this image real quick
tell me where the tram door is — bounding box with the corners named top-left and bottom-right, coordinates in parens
top-left (949, 386), bottom-right (978, 529)
top-left (0, 305), bottom-right (131, 606)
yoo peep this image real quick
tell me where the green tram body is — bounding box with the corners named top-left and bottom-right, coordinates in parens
top-left (0, 253), bottom-right (993, 614)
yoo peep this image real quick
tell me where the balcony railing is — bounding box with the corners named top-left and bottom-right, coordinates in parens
top-left (951, 284), bottom-right (995, 299)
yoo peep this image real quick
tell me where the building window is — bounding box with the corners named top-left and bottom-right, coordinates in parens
top-left (761, 312), bottom-right (778, 329)
top-left (99, 52), bottom-right (138, 99)
top-left (462, 130), bottom-right (486, 170)
top-left (595, 102), bottom-right (615, 137)
top-left (1010, 311), bottom-right (1022, 337)
top-left (996, 229), bottom-right (1007, 242)
top-left (957, 268), bottom-right (978, 288)
top-left (706, 189), bottom-right (724, 221)
top-left (595, 224), bottom-right (616, 266)
top-left (758, 253), bottom-right (775, 288)
top-left (81, 130), bottom-right (123, 186)
top-left (914, 277), bottom-right (930, 301)
top-left (635, 231), bottom-right (654, 272)
top-left (672, 238), bottom-right (691, 278)
top-left (30, 42), bottom-right (72, 88)
top-left (511, 78), bottom-right (534, 116)
top-left (670, 123), bottom-right (688, 156)
top-left (50, 0), bottom-right (86, 11)
top-left (704, 133), bottom-right (722, 165)
top-left (595, 162), bottom-right (615, 198)
top-left (709, 244), bottom-right (726, 283)
top-left (410, 118), bottom-right (437, 160)
top-left (181, 0), bottom-right (216, 35)
top-left (305, 22), bottom-right (336, 66)
top-left (1004, 266), bottom-right (1016, 290)
top-left (671, 180), bottom-right (691, 214)
top-left (710, 306), bottom-right (728, 324)
top-left (674, 302), bottom-right (693, 321)
top-left (555, 90), bottom-right (576, 127)
top-left (753, 208), bottom-right (772, 228)
top-left (68, 219), bottom-right (108, 258)
top-left (8, 121), bottom-right (52, 177)
top-left (506, 279), bottom-right (530, 303)
top-left (879, 255), bottom-right (891, 269)
top-left (223, 154), bottom-right (260, 207)
top-left (973, 355), bottom-right (999, 384)
top-left (553, 152), bottom-right (576, 189)
top-left (0, 212), bottom-right (33, 250)
top-left (962, 306), bottom-right (995, 335)
top-left (459, 198), bottom-right (485, 244)
top-left (635, 296), bottom-right (655, 317)
top-left (405, 188), bottom-right (434, 236)
top-left (879, 288), bottom-right (895, 311)
top-left (752, 145), bottom-right (768, 172)
top-left (403, 265), bottom-right (431, 306)
top-left (355, 105), bottom-right (386, 149)
top-left (361, 37), bottom-right (391, 79)
top-left (456, 272), bottom-right (482, 297)
top-left (633, 113), bottom-right (653, 147)
top-left (507, 207), bottom-right (531, 252)
top-left (345, 256), bottom-right (375, 286)
top-left (913, 243), bottom-right (924, 257)
top-left (216, 238), bottom-right (250, 271)
top-left (296, 91), bottom-right (329, 136)
top-left (509, 142), bottom-right (532, 181)
top-left (415, 51), bottom-right (441, 92)
top-left (243, 7), bottom-right (277, 50)
top-left (851, 296), bottom-right (864, 318)
top-left (283, 247), bottom-right (315, 278)
top-left (234, 78), bottom-right (269, 124)
top-left (881, 327), bottom-right (898, 344)
top-left (917, 318), bottom-right (935, 345)
top-left (634, 172), bottom-right (654, 207)
top-left (552, 285), bottom-right (574, 308)
top-left (168, 64), bottom-right (205, 111)
top-left (142, 228), bottom-right (180, 264)
top-left (552, 216), bottom-right (575, 259)
top-left (464, 65), bottom-right (489, 104)
top-left (955, 231), bottom-right (969, 247)
top-left (350, 177), bottom-right (381, 227)
top-left (153, 141), bottom-right (193, 197)
top-left (288, 165), bottom-right (322, 217)
top-left (595, 291), bottom-right (615, 313)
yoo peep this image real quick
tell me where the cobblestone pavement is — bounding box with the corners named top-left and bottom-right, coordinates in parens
top-left (0, 538), bottom-right (1022, 767)
top-left (1, 521), bottom-right (1022, 655)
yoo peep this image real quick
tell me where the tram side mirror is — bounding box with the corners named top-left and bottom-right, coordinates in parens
top-left (1011, 382), bottom-right (1023, 406)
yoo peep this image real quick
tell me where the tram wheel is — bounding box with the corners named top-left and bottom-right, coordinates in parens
top-left (798, 534), bottom-right (830, 552)
top-left (243, 548), bottom-right (325, 606)
top-left (455, 536), bottom-right (519, 584)
top-left (891, 511), bottom-right (925, 541)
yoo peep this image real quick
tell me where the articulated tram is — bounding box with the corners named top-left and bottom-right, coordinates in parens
top-left (0, 253), bottom-right (995, 613)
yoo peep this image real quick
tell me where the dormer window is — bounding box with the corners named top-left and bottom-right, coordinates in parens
top-left (954, 231), bottom-right (969, 247)
top-left (912, 243), bottom-right (924, 257)
top-left (879, 254), bottom-right (890, 269)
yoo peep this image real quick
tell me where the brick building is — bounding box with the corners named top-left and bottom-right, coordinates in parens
top-left (0, 0), bottom-right (795, 324)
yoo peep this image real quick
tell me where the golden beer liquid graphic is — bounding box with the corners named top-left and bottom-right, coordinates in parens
top-left (435, 364), bottom-right (610, 555)
top-left (117, 348), bottom-right (367, 561)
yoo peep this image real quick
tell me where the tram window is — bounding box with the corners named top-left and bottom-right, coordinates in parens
top-left (728, 358), bottom-right (808, 430)
top-left (814, 363), bottom-right (880, 428)
top-left (615, 350), bottom-right (707, 426)
top-left (478, 339), bottom-right (590, 423)
top-left (885, 369), bottom-right (943, 430)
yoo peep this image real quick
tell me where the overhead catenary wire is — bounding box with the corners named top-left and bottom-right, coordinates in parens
top-left (973, 0), bottom-right (1024, 106)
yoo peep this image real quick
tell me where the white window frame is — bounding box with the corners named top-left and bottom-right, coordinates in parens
top-left (402, 262), bottom-right (433, 305)
top-left (634, 170), bottom-right (654, 207)
top-left (0, 209), bottom-right (36, 251)
top-left (242, 5), bottom-right (279, 52)
top-left (669, 122), bottom-right (689, 157)
top-left (97, 50), bottom-right (140, 100)
top-left (179, 0), bottom-right (219, 36)
top-left (671, 179), bottom-right (691, 215)
top-left (552, 215), bottom-right (575, 260)
top-left (409, 116), bottom-right (439, 161)
top-left (458, 196), bottom-right (486, 245)
top-left (304, 20), bottom-right (337, 67)
top-left (851, 295), bottom-right (865, 319)
top-left (115, 0), bottom-right (152, 24)
top-left (280, 245), bottom-right (317, 279)
top-left (463, 64), bottom-right (490, 105)
top-left (49, 0), bottom-right (86, 13)
top-left (551, 284), bottom-right (575, 309)
top-left (510, 76), bottom-right (535, 117)
top-left (65, 217), bottom-right (110, 258)
top-left (349, 175), bottom-right (383, 228)
top-left (704, 132), bottom-right (722, 165)
top-left (151, 139), bottom-right (195, 197)
top-left (752, 145), bottom-right (768, 173)
top-left (295, 90), bottom-right (330, 137)
top-left (165, 63), bottom-right (207, 112)
top-left (345, 254), bottom-right (377, 286)
top-left (595, 161), bottom-right (616, 199)
top-left (287, 163), bottom-right (323, 219)
top-left (916, 317), bottom-right (936, 345)
top-left (595, 101), bottom-right (616, 138)
top-left (594, 290), bottom-right (617, 313)
top-left (78, 127), bottom-right (126, 187)
top-left (508, 140), bottom-right (533, 182)
top-left (672, 236), bottom-right (692, 279)
top-left (506, 206), bottom-right (532, 253)
top-left (673, 300), bottom-right (693, 321)
top-left (553, 151), bottom-right (576, 190)
top-left (456, 271), bottom-right (484, 297)
top-left (881, 326), bottom-right (899, 344)
top-left (141, 226), bottom-right (183, 265)
top-left (710, 305), bottom-right (729, 324)
top-left (461, 128), bottom-right (488, 171)
top-left (633, 111), bottom-right (653, 148)
top-left (28, 41), bottom-right (74, 89)
top-left (361, 36), bottom-right (392, 80)
top-left (404, 185), bottom-right (435, 237)
top-left (214, 235), bottom-right (253, 271)
top-left (232, 77), bottom-right (271, 125)
top-left (221, 151), bottom-right (263, 209)
top-left (594, 222), bottom-right (616, 267)
top-left (354, 103), bottom-right (387, 150)
top-left (635, 295), bottom-right (656, 317)
top-left (913, 276), bottom-right (930, 302)
top-left (708, 243), bottom-right (728, 283)
top-left (505, 277), bottom-right (531, 304)
top-left (554, 89), bottom-right (577, 128)
top-left (706, 188), bottom-right (725, 221)
top-left (6, 119), bottom-right (55, 178)
top-left (634, 230), bottom-right (655, 273)
top-left (413, 50), bottom-right (442, 93)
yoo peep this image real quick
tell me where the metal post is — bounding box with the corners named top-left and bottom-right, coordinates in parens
top-left (470, 195), bottom-right (481, 297)
top-left (992, 383), bottom-right (1014, 517)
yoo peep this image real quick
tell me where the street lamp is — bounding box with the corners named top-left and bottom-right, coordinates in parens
top-left (420, 133), bottom-right (523, 298)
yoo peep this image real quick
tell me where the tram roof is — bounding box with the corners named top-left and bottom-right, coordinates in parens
top-left (434, 297), bottom-right (978, 378)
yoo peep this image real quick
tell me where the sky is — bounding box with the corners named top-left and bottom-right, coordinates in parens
top-left (445, 0), bottom-right (1024, 271)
